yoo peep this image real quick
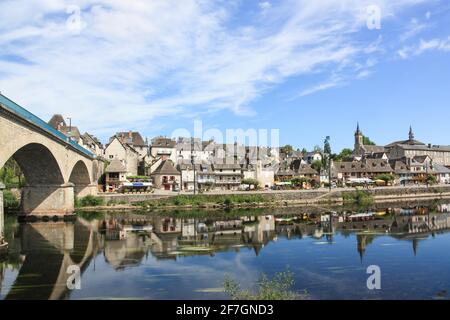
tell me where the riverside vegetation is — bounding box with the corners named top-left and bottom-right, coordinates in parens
top-left (135, 194), bottom-right (269, 209)
top-left (342, 190), bottom-right (374, 206)
top-left (223, 270), bottom-right (308, 300)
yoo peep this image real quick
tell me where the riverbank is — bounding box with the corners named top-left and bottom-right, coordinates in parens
top-left (80, 185), bottom-right (450, 212)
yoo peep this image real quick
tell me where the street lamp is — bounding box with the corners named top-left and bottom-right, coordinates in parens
top-left (191, 138), bottom-right (197, 195)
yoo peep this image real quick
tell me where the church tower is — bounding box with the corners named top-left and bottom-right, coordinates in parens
top-left (354, 122), bottom-right (364, 155)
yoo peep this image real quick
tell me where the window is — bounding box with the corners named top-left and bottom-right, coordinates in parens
top-left (109, 155), bottom-right (114, 159)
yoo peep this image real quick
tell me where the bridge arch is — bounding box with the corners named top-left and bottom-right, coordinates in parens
top-left (7, 143), bottom-right (65, 185)
top-left (69, 160), bottom-right (92, 198)
top-left (0, 143), bottom-right (74, 215)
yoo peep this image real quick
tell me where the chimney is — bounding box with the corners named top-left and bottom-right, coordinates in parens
top-left (129, 131), bottom-right (133, 139)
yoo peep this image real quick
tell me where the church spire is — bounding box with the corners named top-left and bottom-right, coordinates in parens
top-left (409, 126), bottom-right (415, 141)
top-left (355, 122), bottom-right (362, 136)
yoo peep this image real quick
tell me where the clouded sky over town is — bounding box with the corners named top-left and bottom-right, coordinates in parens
top-left (1, 0), bottom-right (449, 151)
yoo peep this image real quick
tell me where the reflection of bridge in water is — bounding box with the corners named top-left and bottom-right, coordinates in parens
top-left (4, 218), bottom-right (99, 300)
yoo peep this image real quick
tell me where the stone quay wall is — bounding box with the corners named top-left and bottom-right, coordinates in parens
top-left (97, 185), bottom-right (450, 206)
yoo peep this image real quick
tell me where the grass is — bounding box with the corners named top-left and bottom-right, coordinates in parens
top-left (135, 194), bottom-right (269, 209)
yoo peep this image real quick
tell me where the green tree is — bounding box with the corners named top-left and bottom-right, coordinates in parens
top-left (375, 174), bottom-right (396, 184)
top-left (313, 145), bottom-right (323, 153)
top-left (363, 136), bottom-right (376, 146)
top-left (291, 177), bottom-right (310, 187)
top-left (335, 148), bottom-right (354, 161)
top-left (311, 160), bottom-right (323, 173)
top-left (241, 178), bottom-right (260, 188)
top-left (282, 145), bottom-right (294, 153)
top-left (427, 175), bottom-right (438, 185)
top-left (301, 148), bottom-right (308, 154)
top-left (0, 158), bottom-right (25, 188)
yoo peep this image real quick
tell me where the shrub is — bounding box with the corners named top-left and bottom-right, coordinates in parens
top-left (343, 190), bottom-right (374, 206)
top-left (76, 195), bottom-right (104, 207)
top-left (3, 190), bottom-right (20, 210)
top-left (241, 178), bottom-right (260, 188)
top-left (223, 269), bottom-right (307, 300)
top-left (427, 175), bottom-right (438, 185)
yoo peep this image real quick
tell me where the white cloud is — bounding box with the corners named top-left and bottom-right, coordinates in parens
top-left (398, 36), bottom-right (450, 58)
top-left (400, 18), bottom-right (427, 41)
top-left (259, 2), bottom-right (272, 11)
top-left (294, 75), bottom-right (346, 98)
top-left (0, 0), bottom-right (434, 140)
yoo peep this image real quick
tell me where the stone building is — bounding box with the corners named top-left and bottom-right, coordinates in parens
top-left (213, 162), bottom-right (242, 190)
top-left (333, 159), bottom-right (394, 182)
top-left (149, 137), bottom-right (177, 174)
top-left (104, 136), bottom-right (139, 176)
top-left (104, 159), bottom-right (128, 192)
top-left (151, 160), bottom-right (181, 191)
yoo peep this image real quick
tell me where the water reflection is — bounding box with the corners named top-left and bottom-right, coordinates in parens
top-left (1, 202), bottom-right (450, 300)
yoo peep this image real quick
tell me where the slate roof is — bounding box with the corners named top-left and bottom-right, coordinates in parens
top-left (116, 131), bottom-right (147, 147)
top-left (151, 137), bottom-right (176, 148)
top-left (385, 139), bottom-right (426, 148)
top-left (81, 132), bottom-right (103, 148)
top-left (363, 145), bottom-right (387, 154)
top-left (296, 164), bottom-right (318, 175)
top-left (392, 144), bottom-right (450, 152)
top-left (48, 114), bottom-right (66, 129)
top-left (152, 160), bottom-right (180, 175)
top-left (433, 164), bottom-right (450, 174)
top-left (334, 159), bottom-right (393, 173)
top-left (105, 159), bottom-right (127, 173)
top-left (390, 160), bottom-right (410, 174)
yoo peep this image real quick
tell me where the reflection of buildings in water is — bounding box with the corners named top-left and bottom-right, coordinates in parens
top-left (154, 217), bottom-right (182, 234)
top-left (151, 217), bottom-right (182, 260)
top-left (438, 204), bottom-right (450, 213)
top-left (275, 220), bottom-right (318, 240)
top-left (242, 216), bottom-right (276, 255)
top-left (147, 215), bottom-right (278, 258)
top-left (104, 232), bottom-right (151, 270)
top-left (356, 234), bottom-right (375, 262)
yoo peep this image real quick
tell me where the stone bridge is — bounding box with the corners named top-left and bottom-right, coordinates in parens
top-left (0, 94), bottom-right (101, 216)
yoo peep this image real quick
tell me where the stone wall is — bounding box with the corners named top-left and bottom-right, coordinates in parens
top-left (98, 185), bottom-right (450, 205)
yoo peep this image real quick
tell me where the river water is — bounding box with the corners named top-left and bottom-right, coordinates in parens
top-left (1, 202), bottom-right (450, 300)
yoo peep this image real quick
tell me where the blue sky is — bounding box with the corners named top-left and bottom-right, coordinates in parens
top-left (0, 0), bottom-right (449, 152)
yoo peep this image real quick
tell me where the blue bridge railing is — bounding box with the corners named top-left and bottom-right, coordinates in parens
top-left (0, 94), bottom-right (95, 158)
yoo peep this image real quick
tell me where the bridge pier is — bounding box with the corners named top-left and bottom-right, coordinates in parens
top-left (0, 182), bottom-right (7, 252)
top-left (74, 183), bottom-right (98, 198)
top-left (20, 183), bottom-right (75, 216)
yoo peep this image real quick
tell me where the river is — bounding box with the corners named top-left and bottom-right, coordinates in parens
top-left (1, 201), bottom-right (450, 300)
